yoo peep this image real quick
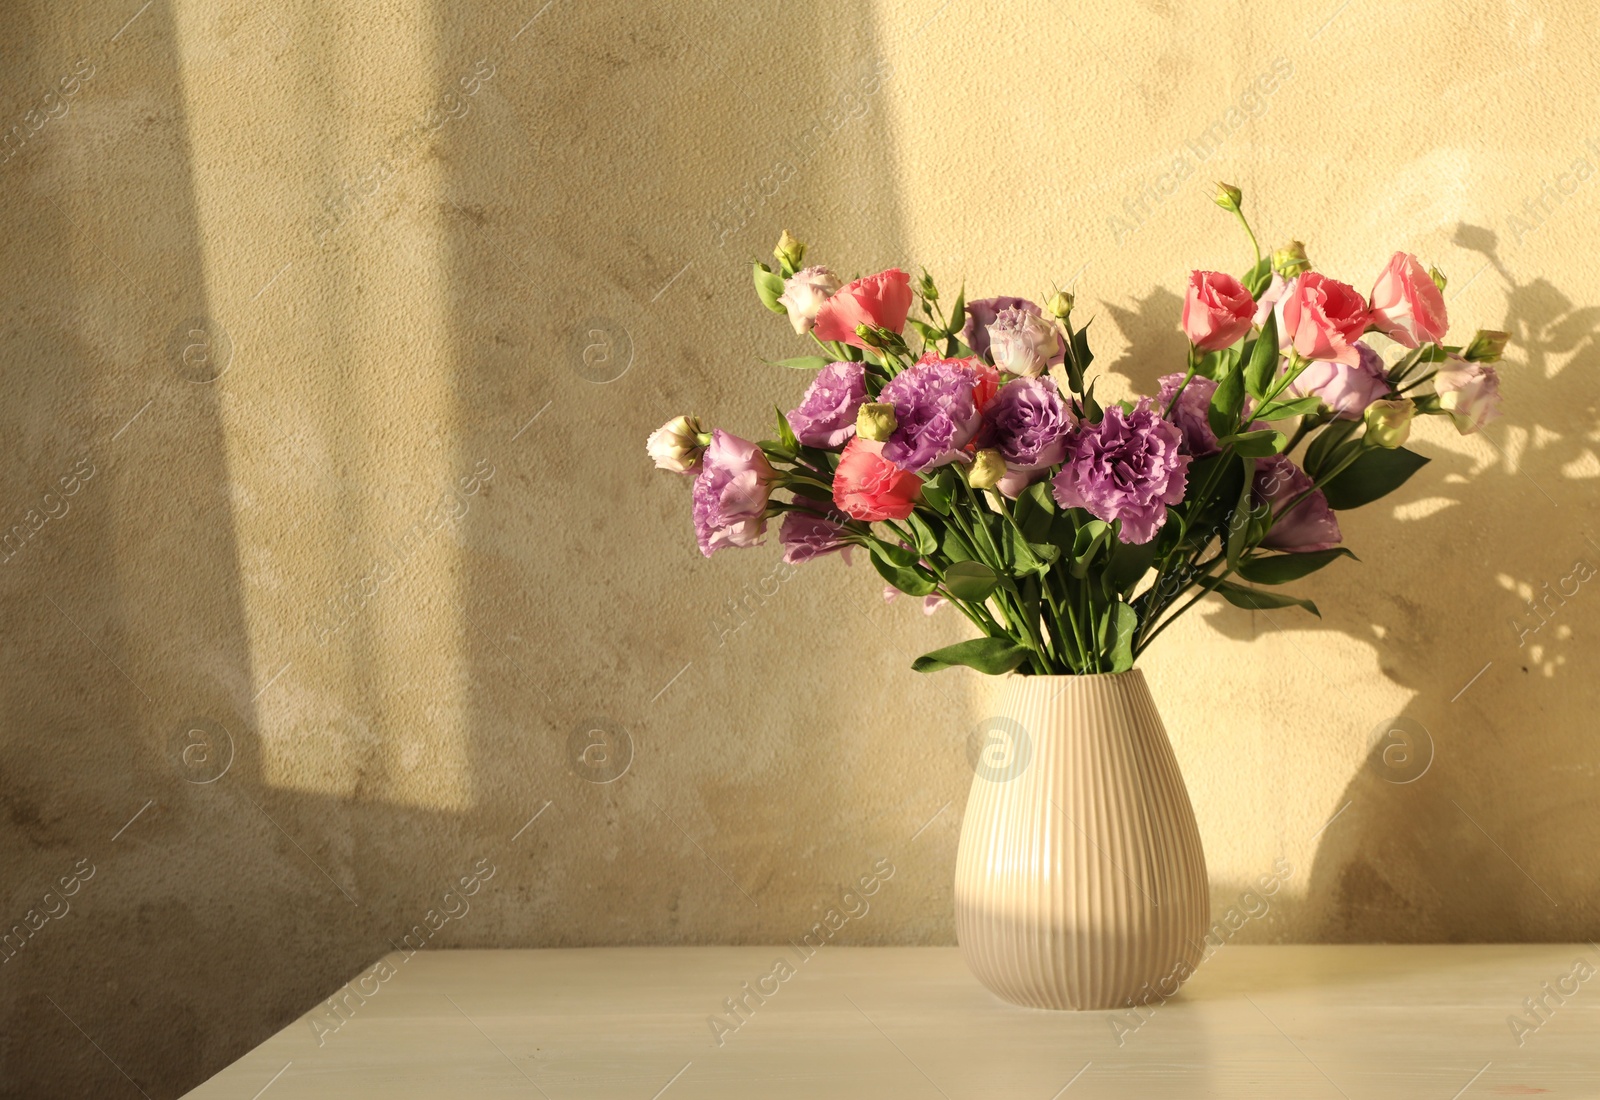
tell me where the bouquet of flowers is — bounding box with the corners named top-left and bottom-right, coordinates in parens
top-left (647, 186), bottom-right (1507, 676)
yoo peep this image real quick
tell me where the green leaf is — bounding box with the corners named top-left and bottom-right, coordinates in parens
top-left (1254, 395), bottom-right (1324, 421)
top-left (1069, 520), bottom-right (1110, 578)
top-left (941, 523), bottom-right (974, 562)
top-left (1106, 601), bottom-right (1138, 673)
top-left (1244, 313), bottom-right (1279, 400)
top-left (870, 539), bottom-right (921, 568)
top-left (1081, 378), bottom-right (1102, 423)
top-left (906, 513), bottom-right (940, 558)
top-left (943, 560), bottom-right (999, 601)
top-left (1197, 344), bottom-right (1240, 382)
top-left (1225, 456), bottom-right (1257, 569)
top-left (911, 636), bottom-right (1029, 675)
top-left (1105, 537), bottom-right (1157, 597)
top-left (1014, 480), bottom-right (1057, 543)
top-left (767, 355), bottom-right (831, 371)
top-left (919, 467), bottom-right (955, 515)
top-left (1004, 525), bottom-right (1059, 578)
top-left (871, 551), bottom-right (937, 597)
top-left (948, 285), bottom-right (966, 339)
top-left (1242, 255), bottom-right (1273, 298)
top-left (906, 318), bottom-right (942, 345)
top-left (775, 406), bottom-right (798, 453)
top-left (1212, 579), bottom-right (1320, 617)
top-left (1321, 447), bottom-right (1430, 510)
top-left (1220, 428), bottom-right (1287, 457)
top-left (1302, 417), bottom-right (1361, 479)
top-left (1208, 351), bottom-right (1247, 439)
top-left (754, 264), bottom-right (787, 314)
top-left (1237, 547), bottom-right (1355, 585)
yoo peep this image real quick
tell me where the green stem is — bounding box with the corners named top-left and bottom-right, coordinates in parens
top-left (1233, 208), bottom-right (1262, 266)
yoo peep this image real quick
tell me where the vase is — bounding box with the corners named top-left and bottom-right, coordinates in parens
top-left (953, 669), bottom-right (1208, 1010)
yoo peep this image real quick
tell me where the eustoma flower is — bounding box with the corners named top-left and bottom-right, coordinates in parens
top-left (1369, 251), bottom-right (1448, 348)
top-left (879, 356), bottom-right (984, 472)
top-left (1286, 341), bottom-right (1389, 419)
top-left (786, 362), bottom-right (867, 448)
top-left (962, 297), bottom-right (1062, 365)
top-left (777, 266), bottom-right (843, 336)
top-left (812, 268), bottom-right (913, 348)
top-left (985, 307), bottom-right (1063, 378)
top-left (1281, 273), bottom-right (1371, 365)
top-left (981, 377), bottom-right (1074, 497)
top-left (1157, 372), bottom-right (1222, 456)
top-left (1052, 400), bottom-right (1189, 545)
top-left (1181, 270), bottom-right (1255, 351)
top-left (1253, 456), bottom-right (1341, 553)
top-left (691, 430), bottom-right (774, 557)
top-left (831, 437), bottom-right (921, 521)
top-left (1433, 356), bottom-right (1502, 434)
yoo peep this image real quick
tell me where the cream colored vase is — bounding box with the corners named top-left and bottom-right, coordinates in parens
top-left (954, 670), bottom-right (1208, 1010)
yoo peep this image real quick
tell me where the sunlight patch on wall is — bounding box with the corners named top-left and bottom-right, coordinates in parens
top-left (171, 1), bottom-right (472, 809)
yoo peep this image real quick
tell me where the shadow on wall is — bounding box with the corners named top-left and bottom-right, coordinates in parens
top-left (1100, 225), bottom-right (1600, 942)
top-left (5, 1), bottom-right (909, 1097)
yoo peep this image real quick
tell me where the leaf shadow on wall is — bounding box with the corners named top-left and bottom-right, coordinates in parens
top-left (1100, 225), bottom-right (1600, 946)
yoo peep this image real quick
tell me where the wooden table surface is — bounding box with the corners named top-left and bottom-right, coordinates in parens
top-left (183, 945), bottom-right (1600, 1098)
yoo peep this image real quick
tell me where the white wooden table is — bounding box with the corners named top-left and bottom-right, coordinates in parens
top-left (184, 946), bottom-right (1600, 1098)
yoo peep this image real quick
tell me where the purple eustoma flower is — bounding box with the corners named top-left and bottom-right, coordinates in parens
top-left (1254, 456), bottom-right (1341, 553)
top-left (980, 377), bottom-right (1074, 497)
top-left (786, 362), bottom-right (867, 449)
top-left (1051, 399), bottom-right (1190, 545)
top-left (1157, 372), bottom-right (1222, 457)
top-left (779, 507), bottom-right (853, 565)
top-left (1286, 340), bottom-right (1389, 420)
top-left (879, 359), bottom-right (982, 472)
top-left (691, 430), bottom-right (774, 557)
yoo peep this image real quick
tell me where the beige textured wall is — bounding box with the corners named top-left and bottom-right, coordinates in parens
top-left (2, 0), bottom-right (1596, 1094)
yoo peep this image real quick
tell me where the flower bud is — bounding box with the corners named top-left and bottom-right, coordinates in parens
top-left (1462, 329), bottom-right (1510, 363)
top-left (1428, 265), bottom-right (1448, 293)
top-left (967, 448), bottom-right (1007, 491)
top-left (855, 402), bottom-right (897, 442)
top-left (1271, 240), bottom-right (1311, 278)
top-left (918, 269), bottom-right (939, 302)
top-left (1213, 182), bottom-right (1243, 213)
top-left (1363, 399), bottom-right (1415, 449)
top-left (774, 230), bottom-right (806, 275)
top-left (853, 323), bottom-right (888, 349)
top-left (1046, 289), bottom-right (1074, 319)
top-left (646, 414), bottom-right (710, 474)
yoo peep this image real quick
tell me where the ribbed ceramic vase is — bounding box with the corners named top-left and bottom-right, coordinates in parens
top-left (953, 669), bottom-right (1208, 1010)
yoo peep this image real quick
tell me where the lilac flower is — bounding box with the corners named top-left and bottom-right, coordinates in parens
top-left (879, 359), bottom-right (982, 472)
top-left (1156, 372), bottom-right (1222, 456)
top-left (691, 430), bottom-right (774, 557)
top-left (980, 377), bottom-right (1074, 496)
top-left (786, 362), bottom-right (867, 449)
top-left (779, 507), bottom-right (853, 565)
top-left (962, 297), bottom-right (1062, 365)
top-left (1253, 455), bottom-right (1341, 553)
top-left (1051, 399), bottom-right (1190, 545)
